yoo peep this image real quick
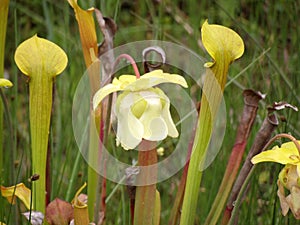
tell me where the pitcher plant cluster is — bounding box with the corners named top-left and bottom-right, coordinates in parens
top-left (0, 0), bottom-right (299, 225)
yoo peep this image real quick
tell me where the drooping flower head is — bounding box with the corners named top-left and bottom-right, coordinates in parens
top-left (93, 69), bottom-right (188, 150)
top-left (251, 140), bottom-right (300, 219)
top-left (251, 141), bottom-right (300, 177)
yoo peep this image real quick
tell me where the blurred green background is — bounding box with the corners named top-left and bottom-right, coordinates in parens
top-left (2, 0), bottom-right (300, 224)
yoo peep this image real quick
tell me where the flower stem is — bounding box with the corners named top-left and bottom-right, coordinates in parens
top-left (133, 141), bottom-right (157, 225)
top-left (114, 54), bottom-right (140, 78)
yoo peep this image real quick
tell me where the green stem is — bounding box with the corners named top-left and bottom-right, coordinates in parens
top-left (134, 141), bottom-right (157, 225)
top-left (0, 0), bottom-right (10, 183)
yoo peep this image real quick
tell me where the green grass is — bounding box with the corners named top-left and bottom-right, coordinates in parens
top-left (1, 0), bottom-right (300, 224)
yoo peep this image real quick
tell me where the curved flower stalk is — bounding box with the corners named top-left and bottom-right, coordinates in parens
top-left (252, 140), bottom-right (300, 219)
top-left (14, 35), bottom-right (68, 213)
top-left (93, 69), bottom-right (187, 150)
top-left (180, 20), bottom-right (244, 225)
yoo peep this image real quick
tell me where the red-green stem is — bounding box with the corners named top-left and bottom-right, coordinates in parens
top-left (114, 54), bottom-right (141, 78)
top-left (133, 141), bottom-right (157, 225)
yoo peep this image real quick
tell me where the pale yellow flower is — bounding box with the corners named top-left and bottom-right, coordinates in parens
top-left (93, 69), bottom-right (188, 150)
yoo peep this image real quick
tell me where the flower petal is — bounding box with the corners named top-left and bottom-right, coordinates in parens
top-left (113, 75), bottom-right (137, 88)
top-left (144, 117), bottom-right (168, 141)
top-left (139, 91), bottom-right (168, 141)
top-left (279, 165), bottom-right (299, 190)
top-left (286, 186), bottom-right (300, 219)
top-left (297, 165), bottom-right (300, 179)
top-left (157, 88), bottom-right (179, 138)
top-left (131, 94), bottom-right (147, 118)
top-left (1, 183), bottom-right (31, 209)
top-left (124, 70), bottom-right (188, 91)
top-left (277, 179), bottom-right (290, 216)
top-left (116, 92), bottom-right (144, 150)
top-left (281, 141), bottom-right (300, 153)
top-left (251, 147), bottom-right (300, 165)
top-left (14, 35), bottom-right (67, 77)
top-left (93, 83), bottom-right (122, 110)
top-left (0, 78), bottom-right (12, 88)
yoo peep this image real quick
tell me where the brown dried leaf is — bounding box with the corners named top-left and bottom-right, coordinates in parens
top-left (94, 9), bottom-right (117, 57)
